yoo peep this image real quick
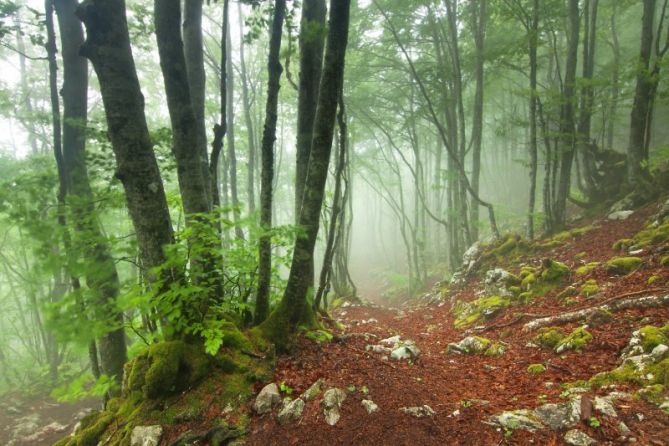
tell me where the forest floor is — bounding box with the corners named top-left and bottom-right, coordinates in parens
top-left (245, 200), bottom-right (669, 445)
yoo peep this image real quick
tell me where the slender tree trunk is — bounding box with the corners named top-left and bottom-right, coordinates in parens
top-left (226, 21), bottom-right (244, 239)
top-left (211, 0), bottom-right (229, 223)
top-left (55, 0), bottom-right (127, 388)
top-left (260, 0), bottom-right (351, 346)
top-left (77, 0), bottom-right (175, 286)
top-left (553, 0), bottom-right (580, 230)
top-left (527, 0), bottom-right (539, 240)
top-left (254, 0), bottom-right (287, 325)
top-left (183, 0), bottom-right (212, 204)
top-left (607, 6), bottom-right (620, 151)
top-left (627, 0), bottom-right (656, 191)
top-left (470, 0), bottom-right (486, 242)
top-left (15, 13), bottom-right (39, 155)
top-left (155, 0), bottom-right (211, 218)
top-left (238, 2), bottom-right (256, 215)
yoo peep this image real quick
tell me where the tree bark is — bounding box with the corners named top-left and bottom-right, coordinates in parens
top-left (155, 0), bottom-right (211, 218)
top-left (183, 0), bottom-right (212, 205)
top-left (627, 0), bottom-right (656, 191)
top-left (255, 0), bottom-right (287, 325)
top-left (77, 0), bottom-right (175, 283)
top-left (470, 0), bottom-right (486, 242)
top-left (55, 0), bottom-right (127, 388)
top-left (260, 0), bottom-right (351, 345)
top-left (527, 0), bottom-right (539, 240)
top-left (238, 2), bottom-right (256, 215)
top-left (226, 20), bottom-right (244, 239)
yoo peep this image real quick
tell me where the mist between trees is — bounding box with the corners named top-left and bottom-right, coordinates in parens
top-left (0, 0), bottom-right (667, 406)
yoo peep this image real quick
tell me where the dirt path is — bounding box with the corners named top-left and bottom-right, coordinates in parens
top-left (246, 204), bottom-right (669, 445)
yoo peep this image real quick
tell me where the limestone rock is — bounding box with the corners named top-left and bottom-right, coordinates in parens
top-left (277, 398), bottom-right (305, 425)
top-left (593, 396), bottom-right (617, 418)
top-left (533, 399), bottom-right (581, 431)
top-left (365, 344), bottom-right (392, 354)
top-left (380, 335), bottom-right (401, 346)
top-left (564, 429), bottom-right (596, 446)
top-left (361, 399), bottom-right (379, 414)
top-left (131, 425), bottom-right (163, 446)
top-left (489, 410), bottom-right (544, 432)
top-left (322, 388), bottom-right (347, 426)
top-left (400, 405), bottom-right (435, 418)
top-left (390, 341), bottom-right (420, 361)
top-left (484, 268), bottom-right (518, 297)
top-left (447, 336), bottom-right (490, 354)
top-left (651, 344), bottom-right (669, 362)
top-left (301, 378), bottom-right (325, 401)
top-left (608, 210), bottom-right (633, 221)
top-left (254, 383), bottom-right (281, 415)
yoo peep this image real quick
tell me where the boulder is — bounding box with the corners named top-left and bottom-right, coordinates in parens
top-left (365, 344), bottom-right (392, 354)
top-left (390, 341), bottom-right (420, 361)
top-left (380, 335), bottom-right (401, 346)
top-left (533, 399), bottom-right (581, 431)
top-left (651, 344), bottom-right (669, 362)
top-left (361, 399), bottom-right (379, 414)
top-left (131, 425), bottom-right (163, 446)
top-left (484, 268), bottom-right (518, 297)
top-left (322, 388), bottom-right (347, 426)
top-left (447, 336), bottom-right (490, 354)
top-left (277, 398), bottom-right (305, 425)
top-left (608, 210), bottom-right (634, 221)
top-left (254, 383), bottom-right (281, 415)
top-left (400, 405), bottom-right (435, 418)
top-left (564, 429), bottom-right (596, 446)
top-left (593, 396), bottom-right (617, 418)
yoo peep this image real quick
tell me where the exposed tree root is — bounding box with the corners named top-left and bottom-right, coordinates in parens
top-left (522, 294), bottom-right (669, 332)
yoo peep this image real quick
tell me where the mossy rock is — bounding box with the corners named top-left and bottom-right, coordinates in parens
top-left (649, 358), bottom-right (669, 387)
top-left (453, 295), bottom-right (512, 328)
top-left (580, 279), bottom-right (599, 297)
top-left (636, 384), bottom-right (667, 405)
top-left (648, 275), bottom-right (660, 285)
top-left (521, 273), bottom-right (536, 291)
top-left (613, 239), bottom-right (634, 251)
top-left (303, 329), bottom-right (333, 344)
top-left (556, 326), bottom-right (592, 353)
top-left (540, 259), bottom-right (570, 282)
top-left (534, 327), bottom-right (565, 350)
top-left (661, 256), bottom-right (669, 267)
top-left (484, 342), bottom-right (506, 357)
top-left (527, 364), bottom-right (546, 374)
top-left (574, 252), bottom-right (587, 260)
top-left (638, 326), bottom-right (669, 353)
top-left (519, 266), bottom-right (538, 279)
top-left (631, 221), bottom-right (669, 247)
top-left (575, 262), bottom-right (599, 276)
top-left (55, 411), bottom-right (114, 446)
top-left (606, 257), bottom-right (643, 275)
top-left (590, 362), bottom-right (645, 388)
top-left (536, 239), bottom-right (562, 251)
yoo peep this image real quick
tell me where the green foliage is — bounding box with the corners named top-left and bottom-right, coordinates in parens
top-left (51, 373), bottom-right (116, 403)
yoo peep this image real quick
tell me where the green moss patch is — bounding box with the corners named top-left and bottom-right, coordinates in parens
top-left (527, 364), bottom-right (546, 374)
top-left (453, 295), bottom-right (512, 328)
top-left (534, 327), bottom-right (565, 350)
top-left (636, 384), bottom-right (666, 405)
top-left (541, 259), bottom-right (570, 282)
top-left (555, 326), bottom-right (592, 353)
top-left (606, 257), bottom-right (643, 275)
top-left (580, 279), bottom-right (600, 297)
top-left (638, 325), bottom-right (669, 353)
top-left (575, 262), bottom-right (600, 276)
top-left (303, 329), bottom-right (333, 344)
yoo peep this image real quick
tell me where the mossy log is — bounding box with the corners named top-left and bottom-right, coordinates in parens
top-left (523, 294), bottom-right (669, 332)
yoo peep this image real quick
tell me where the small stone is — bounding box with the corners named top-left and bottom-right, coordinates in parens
top-left (400, 405), bottom-right (436, 418)
top-left (131, 425), bottom-right (163, 446)
top-left (564, 429), bottom-right (596, 446)
top-left (593, 396), bottom-right (617, 418)
top-left (447, 336), bottom-right (490, 354)
top-left (301, 378), bottom-right (325, 401)
top-left (322, 388), bottom-right (347, 426)
top-left (534, 399), bottom-right (581, 431)
top-left (380, 335), bottom-right (401, 346)
top-left (390, 341), bottom-right (420, 361)
top-left (451, 409), bottom-right (460, 417)
top-left (277, 398), bottom-right (305, 425)
top-left (254, 383), bottom-right (281, 415)
top-left (361, 399), bottom-right (379, 414)
top-left (619, 422), bottom-right (631, 433)
top-left (650, 344), bottom-right (669, 362)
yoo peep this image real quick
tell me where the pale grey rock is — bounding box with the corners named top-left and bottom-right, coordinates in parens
top-left (533, 399), bottom-right (581, 431)
top-left (651, 344), bottom-right (669, 362)
top-left (400, 405), bottom-right (435, 418)
top-left (254, 383), bottom-right (281, 415)
top-left (131, 425), bottom-right (163, 446)
top-left (608, 210), bottom-right (634, 221)
top-left (593, 396), bottom-right (617, 418)
top-left (277, 398), bottom-right (305, 425)
top-left (390, 341), bottom-right (420, 361)
top-left (564, 429), bottom-right (596, 446)
top-left (380, 335), bottom-right (401, 346)
top-left (365, 344), bottom-right (392, 354)
top-left (484, 268), bottom-right (517, 298)
top-left (361, 399), bottom-right (379, 414)
top-left (489, 410), bottom-right (544, 432)
top-left (447, 336), bottom-right (489, 354)
top-left (322, 388), bottom-right (347, 426)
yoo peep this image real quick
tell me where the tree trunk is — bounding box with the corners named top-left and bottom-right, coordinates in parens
top-left (55, 0), bottom-right (127, 388)
top-left (77, 0), bottom-right (175, 285)
top-left (260, 0), bottom-right (351, 347)
top-left (155, 0), bottom-right (211, 219)
top-left (226, 20), bottom-right (244, 239)
top-left (552, 0), bottom-right (580, 230)
top-left (527, 0), bottom-right (539, 240)
top-left (470, 0), bottom-right (486, 242)
top-left (183, 0), bottom-right (212, 205)
top-left (254, 0), bottom-right (287, 325)
top-left (238, 2), bottom-right (257, 215)
top-left (627, 0), bottom-right (656, 190)
top-left (211, 0), bottom-right (229, 224)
